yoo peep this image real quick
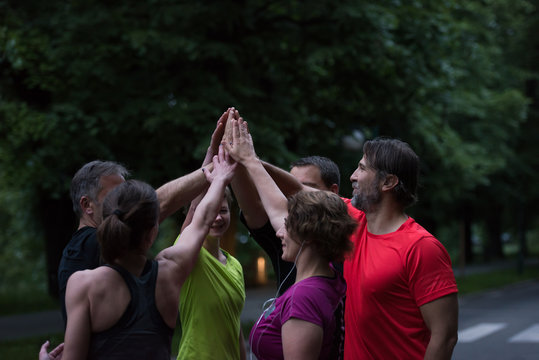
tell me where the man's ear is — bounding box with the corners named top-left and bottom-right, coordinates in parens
top-left (329, 184), bottom-right (339, 195)
top-left (80, 196), bottom-right (94, 215)
top-left (381, 174), bottom-right (399, 192)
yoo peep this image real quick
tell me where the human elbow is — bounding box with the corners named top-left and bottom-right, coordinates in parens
top-left (448, 330), bottom-right (458, 350)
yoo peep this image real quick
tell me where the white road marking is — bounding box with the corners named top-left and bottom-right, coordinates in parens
top-left (458, 323), bottom-right (507, 343)
top-left (508, 324), bottom-right (539, 343)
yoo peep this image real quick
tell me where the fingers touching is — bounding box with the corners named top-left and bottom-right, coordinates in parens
top-left (222, 107), bottom-right (239, 144)
top-left (206, 107), bottom-right (239, 165)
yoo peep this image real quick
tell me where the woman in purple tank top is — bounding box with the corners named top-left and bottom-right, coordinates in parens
top-left (225, 119), bottom-right (357, 359)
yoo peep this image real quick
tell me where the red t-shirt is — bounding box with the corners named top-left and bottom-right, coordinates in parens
top-left (342, 198), bottom-right (458, 360)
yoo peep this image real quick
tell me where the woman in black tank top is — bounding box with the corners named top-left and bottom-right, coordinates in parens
top-left (40, 146), bottom-right (237, 360)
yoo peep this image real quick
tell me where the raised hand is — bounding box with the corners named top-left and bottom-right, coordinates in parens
top-left (203, 144), bottom-right (237, 185)
top-left (221, 107), bottom-right (240, 146)
top-left (203, 108), bottom-right (234, 166)
top-left (224, 118), bottom-right (257, 165)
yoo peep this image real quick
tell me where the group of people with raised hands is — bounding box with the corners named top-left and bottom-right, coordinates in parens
top-left (41, 107), bottom-right (458, 360)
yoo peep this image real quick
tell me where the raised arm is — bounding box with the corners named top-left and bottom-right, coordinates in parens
top-left (224, 119), bottom-right (288, 233)
top-left (230, 163), bottom-right (268, 229)
top-left (156, 145), bottom-right (236, 279)
top-left (226, 109), bottom-right (306, 228)
top-left (221, 109), bottom-right (267, 229)
top-left (156, 109), bottom-right (232, 223)
top-left (261, 160), bottom-right (305, 197)
top-left (156, 168), bottom-right (210, 223)
top-left (180, 192), bottom-right (204, 233)
top-left (179, 108), bottom-right (236, 232)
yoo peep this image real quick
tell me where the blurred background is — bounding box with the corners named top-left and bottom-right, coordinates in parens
top-left (1, 0), bottom-right (538, 340)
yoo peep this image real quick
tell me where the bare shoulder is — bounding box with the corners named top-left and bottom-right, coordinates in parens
top-left (156, 255), bottom-right (191, 292)
top-left (155, 246), bottom-right (185, 274)
top-left (155, 255), bottom-right (180, 280)
top-left (67, 266), bottom-right (123, 297)
top-left (66, 269), bottom-right (93, 293)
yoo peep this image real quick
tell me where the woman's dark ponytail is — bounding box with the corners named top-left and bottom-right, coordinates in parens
top-left (97, 180), bottom-right (159, 264)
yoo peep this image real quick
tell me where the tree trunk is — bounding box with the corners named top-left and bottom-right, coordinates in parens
top-left (462, 203), bottom-right (474, 263)
top-left (517, 200), bottom-right (528, 274)
top-left (484, 204), bottom-right (504, 261)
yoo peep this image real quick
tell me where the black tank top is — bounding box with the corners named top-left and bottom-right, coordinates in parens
top-left (87, 259), bottom-right (174, 360)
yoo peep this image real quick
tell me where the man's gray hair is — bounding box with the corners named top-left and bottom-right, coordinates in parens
top-left (70, 160), bottom-right (130, 218)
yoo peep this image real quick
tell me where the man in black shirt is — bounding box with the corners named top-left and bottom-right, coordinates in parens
top-left (57, 160), bottom-right (128, 323)
top-left (57, 111), bottom-right (230, 325)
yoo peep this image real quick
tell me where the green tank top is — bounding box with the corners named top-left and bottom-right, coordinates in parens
top-left (177, 247), bottom-right (245, 360)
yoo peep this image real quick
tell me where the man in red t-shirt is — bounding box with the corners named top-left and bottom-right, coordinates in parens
top-left (258, 137), bottom-right (458, 359)
top-left (342, 138), bottom-right (458, 360)
top-left (219, 112), bottom-right (458, 359)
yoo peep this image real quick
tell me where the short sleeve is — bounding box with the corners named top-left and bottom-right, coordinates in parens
top-left (406, 236), bottom-right (458, 306)
top-left (280, 286), bottom-right (329, 328)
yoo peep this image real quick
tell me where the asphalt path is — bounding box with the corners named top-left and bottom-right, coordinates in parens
top-left (454, 279), bottom-right (539, 360)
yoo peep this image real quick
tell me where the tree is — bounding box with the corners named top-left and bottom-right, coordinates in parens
top-left (0, 0), bottom-right (535, 295)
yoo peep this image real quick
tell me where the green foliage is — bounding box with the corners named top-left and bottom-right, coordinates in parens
top-left (0, 188), bottom-right (47, 294)
top-left (0, 0), bottom-right (537, 291)
top-left (0, 0), bottom-right (533, 188)
top-left (456, 266), bottom-right (539, 295)
top-left (0, 286), bottom-right (57, 316)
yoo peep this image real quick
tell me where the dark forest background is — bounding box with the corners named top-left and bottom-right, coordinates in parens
top-left (1, 0), bottom-right (538, 296)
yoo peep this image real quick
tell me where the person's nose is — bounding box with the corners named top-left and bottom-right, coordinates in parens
top-left (276, 225), bottom-right (284, 239)
top-left (350, 169), bottom-right (358, 183)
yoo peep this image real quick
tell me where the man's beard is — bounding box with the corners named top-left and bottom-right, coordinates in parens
top-left (351, 183), bottom-right (381, 213)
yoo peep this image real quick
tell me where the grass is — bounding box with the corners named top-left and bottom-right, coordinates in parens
top-left (455, 264), bottom-right (539, 295)
top-left (0, 290), bottom-right (59, 317)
